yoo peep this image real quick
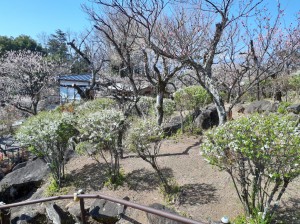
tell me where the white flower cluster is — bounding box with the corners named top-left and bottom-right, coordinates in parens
top-left (77, 108), bottom-right (125, 144)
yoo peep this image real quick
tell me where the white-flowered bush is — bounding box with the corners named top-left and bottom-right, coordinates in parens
top-left (126, 118), bottom-right (178, 197)
top-left (201, 113), bottom-right (300, 219)
top-left (77, 108), bottom-right (124, 145)
top-left (136, 96), bottom-right (155, 116)
top-left (76, 108), bottom-right (125, 186)
top-left (126, 118), bottom-right (164, 153)
top-left (16, 111), bottom-right (76, 186)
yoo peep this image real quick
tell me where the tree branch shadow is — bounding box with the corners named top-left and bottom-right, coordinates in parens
top-left (122, 140), bottom-right (202, 159)
top-left (179, 183), bottom-right (218, 206)
top-left (65, 163), bottom-right (109, 191)
top-left (274, 198), bottom-right (300, 224)
top-left (126, 168), bottom-right (174, 191)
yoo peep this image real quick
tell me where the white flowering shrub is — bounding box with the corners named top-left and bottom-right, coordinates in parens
top-left (163, 98), bottom-right (176, 119)
top-left (136, 96), bottom-right (155, 116)
top-left (126, 118), bottom-right (164, 153)
top-left (201, 113), bottom-right (300, 220)
top-left (126, 118), bottom-right (179, 198)
top-left (76, 108), bottom-right (125, 186)
top-left (16, 111), bottom-right (76, 186)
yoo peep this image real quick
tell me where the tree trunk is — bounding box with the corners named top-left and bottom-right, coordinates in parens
top-left (199, 73), bottom-right (227, 125)
top-left (213, 97), bottom-right (227, 125)
top-left (256, 80), bottom-right (260, 101)
top-left (32, 100), bottom-right (38, 115)
top-left (156, 91), bottom-right (164, 126)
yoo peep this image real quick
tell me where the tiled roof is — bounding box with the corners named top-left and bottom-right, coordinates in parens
top-left (59, 74), bottom-right (92, 82)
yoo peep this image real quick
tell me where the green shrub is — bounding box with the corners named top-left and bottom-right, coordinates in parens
top-left (159, 178), bottom-right (181, 204)
top-left (202, 113), bottom-right (300, 219)
top-left (137, 96), bottom-right (155, 116)
top-left (174, 85), bottom-right (212, 111)
top-left (277, 102), bottom-right (292, 114)
top-left (104, 168), bottom-right (126, 190)
top-left (44, 175), bottom-right (70, 196)
top-left (137, 96), bottom-right (175, 120)
top-left (289, 74), bottom-right (300, 94)
top-left (76, 98), bottom-right (117, 114)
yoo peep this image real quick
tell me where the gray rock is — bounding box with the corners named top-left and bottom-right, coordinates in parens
top-left (147, 203), bottom-right (184, 224)
top-left (0, 158), bottom-right (49, 203)
top-left (10, 188), bottom-right (48, 224)
top-left (0, 169), bottom-right (4, 181)
top-left (287, 104), bottom-right (300, 114)
top-left (89, 199), bottom-right (124, 224)
top-left (12, 161), bottom-right (27, 171)
top-left (194, 105), bottom-right (219, 130)
top-left (163, 116), bottom-right (182, 136)
top-left (45, 203), bottom-right (75, 224)
top-left (236, 104), bottom-right (245, 113)
top-left (10, 204), bottom-right (47, 224)
top-left (68, 204), bottom-right (84, 224)
top-left (244, 100), bottom-right (279, 114)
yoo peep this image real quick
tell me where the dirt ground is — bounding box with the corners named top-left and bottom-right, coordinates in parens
top-left (61, 133), bottom-right (300, 224)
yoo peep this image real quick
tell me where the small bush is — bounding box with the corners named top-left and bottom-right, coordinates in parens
top-left (174, 85), bottom-right (212, 111)
top-left (76, 98), bottom-right (117, 114)
top-left (44, 176), bottom-right (70, 197)
top-left (159, 178), bottom-right (181, 204)
top-left (277, 102), bottom-right (292, 114)
top-left (104, 168), bottom-right (126, 190)
top-left (233, 212), bottom-right (273, 224)
top-left (202, 113), bottom-right (300, 218)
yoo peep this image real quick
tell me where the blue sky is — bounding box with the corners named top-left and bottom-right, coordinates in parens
top-left (0, 0), bottom-right (92, 39)
top-left (0, 0), bottom-right (299, 41)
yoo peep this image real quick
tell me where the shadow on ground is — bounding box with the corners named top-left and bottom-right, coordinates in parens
top-left (126, 168), bottom-right (174, 191)
top-left (66, 162), bottom-right (109, 191)
top-left (179, 183), bottom-right (218, 205)
top-left (274, 198), bottom-right (300, 224)
top-left (123, 140), bottom-right (202, 159)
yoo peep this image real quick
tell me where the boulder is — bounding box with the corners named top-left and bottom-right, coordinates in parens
top-left (0, 169), bottom-right (4, 181)
top-left (10, 206), bottom-right (48, 224)
top-left (236, 104), bottom-right (245, 113)
top-left (12, 161), bottom-right (27, 171)
top-left (45, 203), bottom-right (75, 224)
top-left (287, 104), bottom-right (300, 114)
top-left (163, 116), bottom-right (182, 136)
top-left (147, 203), bottom-right (184, 224)
top-left (194, 105), bottom-right (219, 130)
top-left (89, 199), bottom-right (124, 224)
top-left (10, 188), bottom-right (48, 224)
top-left (67, 203), bottom-right (85, 224)
top-left (244, 100), bottom-right (279, 114)
top-left (0, 158), bottom-right (49, 203)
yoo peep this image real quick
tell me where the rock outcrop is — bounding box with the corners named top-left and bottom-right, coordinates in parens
top-left (244, 100), bottom-right (279, 114)
top-left (45, 203), bottom-right (75, 224)
top-left (287, 104), bottom-right (300, 114)
top-left (0, 158), bottom-right (49, 203)
top-left (89, 199), bottom-right (125, 224)
top-left (194, 105), bottom-right (219, 130)
top-left (147, 203), bottom-right (184, 224)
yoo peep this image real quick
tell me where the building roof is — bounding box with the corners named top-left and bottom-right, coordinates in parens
top-left (59, 74), bottom-right (92, 82)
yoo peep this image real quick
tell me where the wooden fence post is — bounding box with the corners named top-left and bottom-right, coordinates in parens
top-left (0, 208), bottom-right (10, 224)
top-left (79, 198), bottom-right (86, 224)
